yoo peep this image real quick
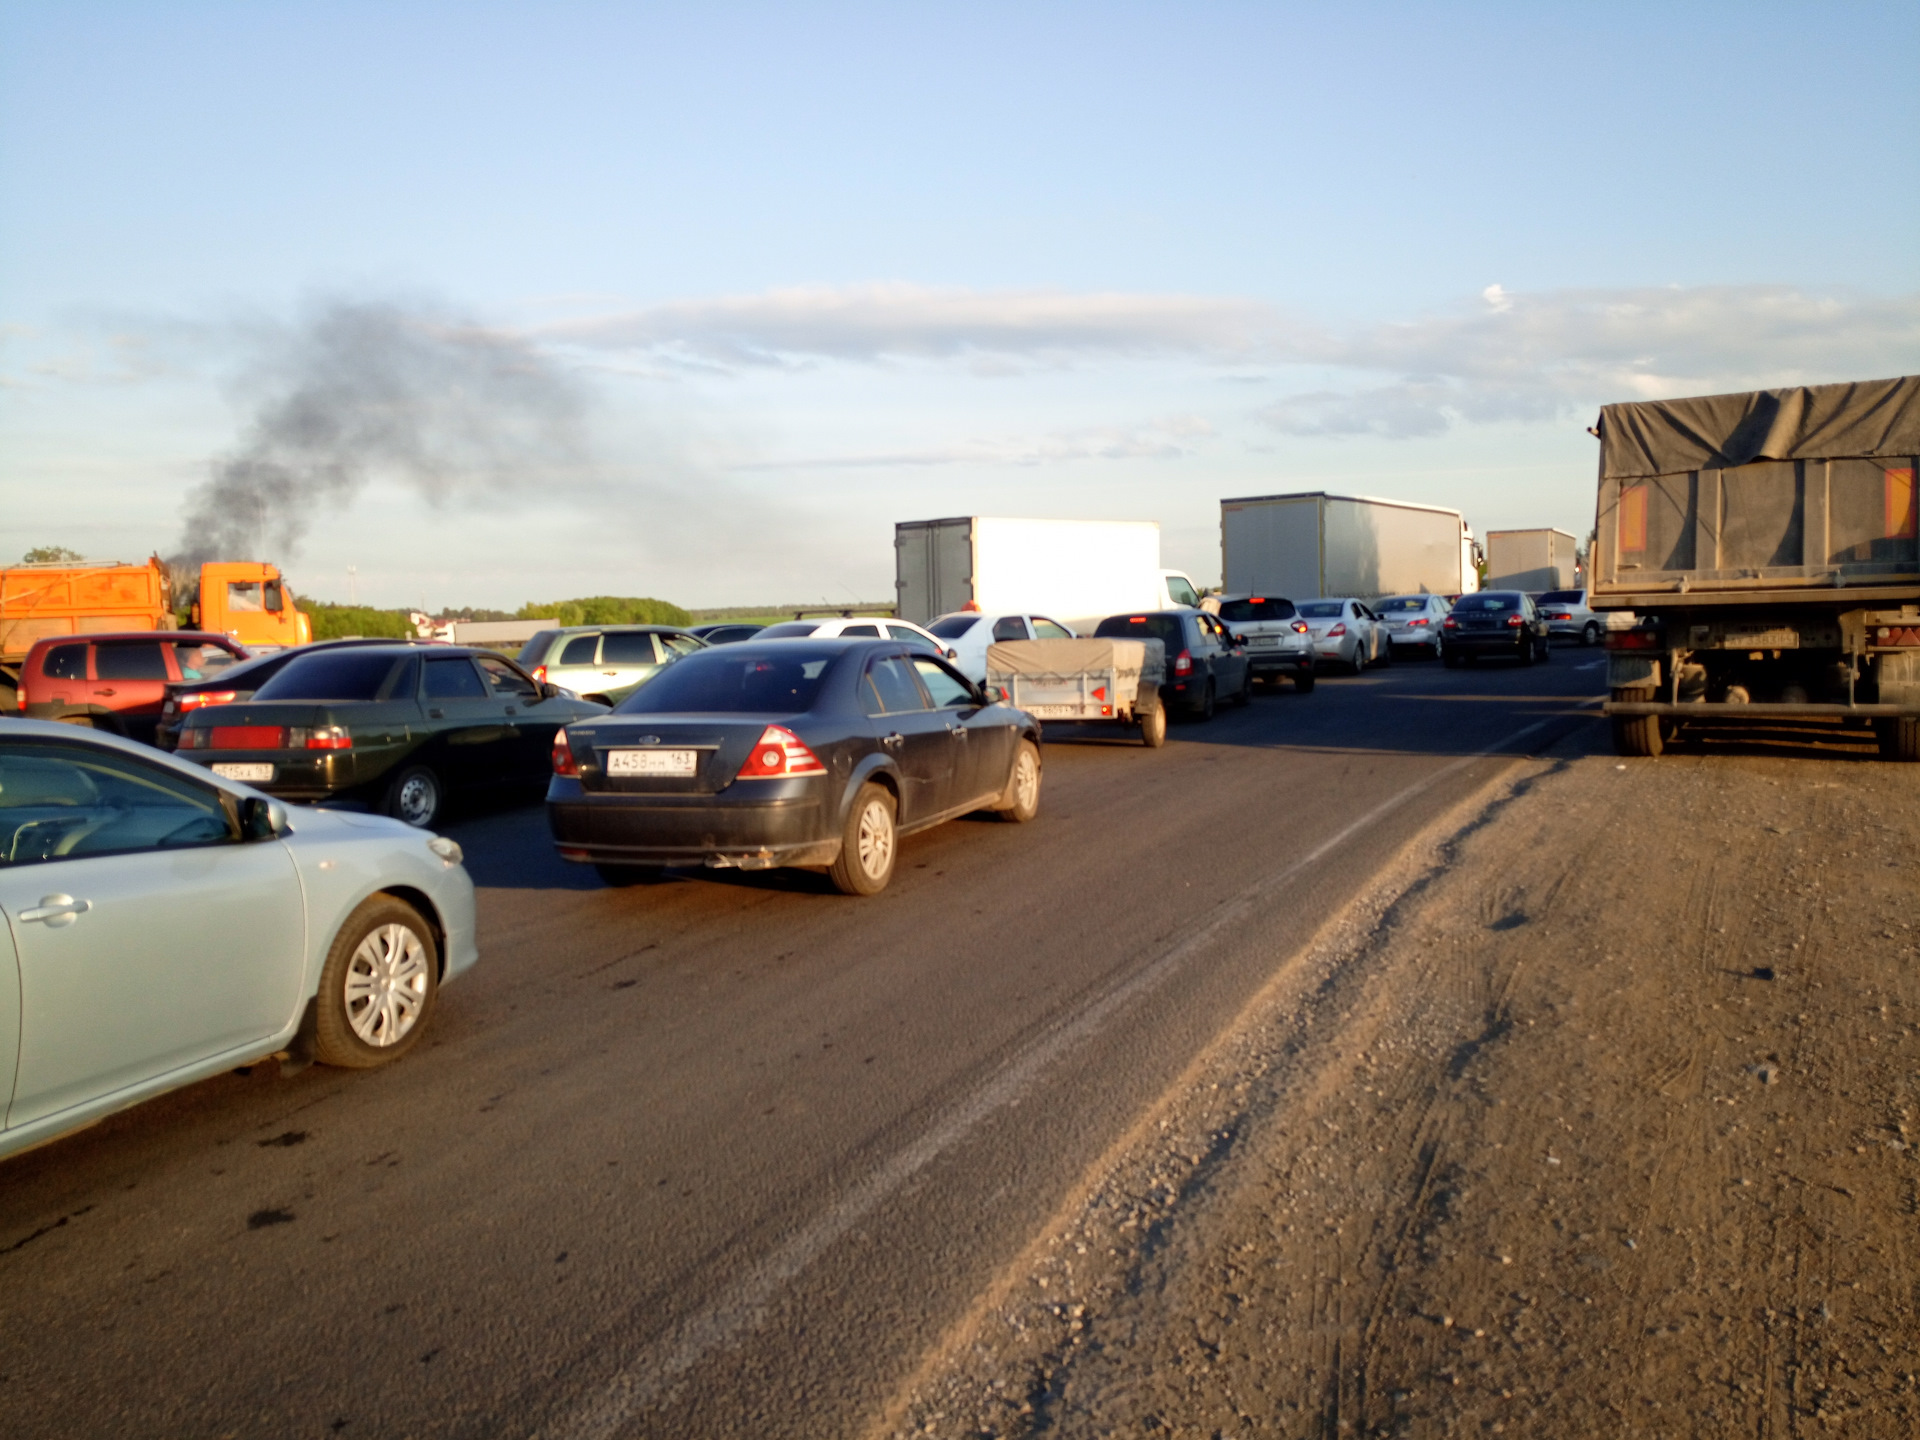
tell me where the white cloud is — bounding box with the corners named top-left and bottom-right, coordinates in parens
top-left (734, 415), bottom-right (1215, 471)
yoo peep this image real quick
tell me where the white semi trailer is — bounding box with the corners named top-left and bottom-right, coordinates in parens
top-left (1219, 492), bottom-right (1479, 599)
top-left (894, 517), bottom-right (1201, 629)
top-left (1485, 528), bottom-right (1578, 592)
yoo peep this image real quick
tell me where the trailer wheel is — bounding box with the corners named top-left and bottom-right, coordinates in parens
top-left (1611, 687), bottom-right (1663, 757)
top-left (1138, 698), bottom-right (1167, 747)
top-left (1878, 718), bottom-right (1920, 762)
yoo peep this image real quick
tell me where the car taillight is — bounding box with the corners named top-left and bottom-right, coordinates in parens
top-left (1604, 628), bottom-right (1662, 650)
top-left (1409, 618), bottom-right (1428, 627)
top-left (179, 690), bottom-right (237, 712)
top-left (533, 665), bottom-right (548, 683)
top-left (1507, 615), bottom-right (1525, 627)
top-left (737, 725), bottom-right (826, 778)
top-left (1173, 650), bottom-right (1193, 675)
top-left (176, 728), bottom-right (207, 749)
top-left (210, 725), bottom-right (285, 749)
top-left (1327, 623), bottom-right (1347, 637)
top-left (1443, 615), bottom-right (1459, 628)
top-left (1549, 612), bottom-right (1571, 621)
top-left (552, 730), bottom-right (578, 776)
top-left (293, 725), bottom-right (353, 750)
top-left (1292, 620), bottom-right (1310, 634)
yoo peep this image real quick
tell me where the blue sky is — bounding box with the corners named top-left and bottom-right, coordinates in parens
top-left (4, 1), bottom-right (1917, 609)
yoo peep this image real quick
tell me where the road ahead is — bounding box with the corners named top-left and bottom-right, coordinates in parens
top-left (0, 649), bottom-right (1604, 1439)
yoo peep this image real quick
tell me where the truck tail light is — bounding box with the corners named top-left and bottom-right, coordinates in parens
top-left (1173, 650), bottom-right (1193, 675)
top-left (1327, 623), bottom-right (1347, 638)
top-left (737, 725), bottom-right (826, 778)
top-left (1604, 629), bottom-right (1662, 650)
top-left (179, 690), bottom-right (237, 713)
top-left (552, 730), bottom-right (579, 776)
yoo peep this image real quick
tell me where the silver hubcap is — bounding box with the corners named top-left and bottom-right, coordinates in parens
top-left (856, 799), bottom-right (894, 878)
top-left (396, 774), bottom-right (437, 826)
top-left (344, 923), bottom-right (429, 1047)
top-left (1013, 751), bottom-right (1039, 811)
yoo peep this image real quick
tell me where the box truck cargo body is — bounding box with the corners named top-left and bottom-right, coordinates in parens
top-left (894, 518), bottom-right (1198, 627)
top-left (1486, 529), bottom-right (1578, 592)
top-left (1220, 493), bottom-right (1477, 599)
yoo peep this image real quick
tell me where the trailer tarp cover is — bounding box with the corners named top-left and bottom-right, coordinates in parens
top-left (1598, 375), bottom-right (1920, 480)
top-left (986, 637), bottom-right (1164, 689)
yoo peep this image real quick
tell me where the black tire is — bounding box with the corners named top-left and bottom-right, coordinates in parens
top-left (1443, 648), bottom-right (1462, 669)
top-left (1536, 636), bottom-right (1550, 664)
top-left (1582, 621), bottom-right (1600, 646)
top-left (1196, 680), bottom-right (1217, 721)
top-left (595, 862), bottom-right (664, 885)
top-left (1231, 666), bottom-right (1253, 706)
top-left (1293, 669), bottom-right (1315, 694)
top-left (995, 739), bottom-right (1042, 821)
top-left (384, 765), bottom-right (443, 829)
top-left (1879, 718), bottom-right (1920, 762)
top-left (1351, 647), bottom-right (1366, 675)
top-left (313, 895), bottom-right (439, 1069)
top-left (828, 782), bottom-right (897, 896)
top-left (1138, 697), bottom-right (1168, 747)
top-left (1611, 687), bottom-right (1663, 757)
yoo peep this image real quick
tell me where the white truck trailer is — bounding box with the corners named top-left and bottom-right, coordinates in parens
top-left (1486, 528), bottom-right (1578, 593)
top-left (1219, 492), bottom-right (1478, 599)
top-left (894, 517), bottom-right (1201, 629)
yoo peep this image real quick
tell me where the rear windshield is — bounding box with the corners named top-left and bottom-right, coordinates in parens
top-left (1296, 601), bottom-right (1345, 618)
top-left (615, 648), bottom-right (835, 714)
top-left (1374, 596), bottom-right (1433, 614)
top-left (1216, 597), bottom-right (1296, 622)
top-left (928, 615), bottom-right (982, 639)
top-left (254, 651), bottom-right (410, 701)
top-left (1451, 593), bottom-right (1522, 613)
top-left (753, 622), bottom-right (818, 638)
top-left (1537, 590), bottom-right (1584, 605)
top-left (1093, 614), bottom-right (1185, 652)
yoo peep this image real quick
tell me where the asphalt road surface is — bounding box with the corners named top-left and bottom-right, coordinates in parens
top-left (0, 646), bottom-right (1604, 1439)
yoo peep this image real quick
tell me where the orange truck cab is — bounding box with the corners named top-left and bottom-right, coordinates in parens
top-left (193, 562), bottom-right (312, 651)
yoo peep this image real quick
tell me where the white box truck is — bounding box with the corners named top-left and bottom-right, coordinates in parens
top-left (1220, 492), bottom-right (1479, 599)
top-left (894, 517), bottom-right (1201, 628)
top-left (1485, 528), bottom-right (1578, 592)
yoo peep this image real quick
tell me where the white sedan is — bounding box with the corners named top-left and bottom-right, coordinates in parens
top-left (752, 616), bottom-right (959, 661)
top-left (0, 720), bottom-right (478, 1164)
top-left (1295, 598), bottom-right (1389, 673)
top-left (925, 611), bottom-right (1077, 682)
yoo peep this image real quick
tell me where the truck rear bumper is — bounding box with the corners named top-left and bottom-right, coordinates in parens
top-left (1605, 701), bottom-right (1920, 718)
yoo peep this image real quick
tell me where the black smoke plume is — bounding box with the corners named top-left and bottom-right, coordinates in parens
top-left (173, 299), bottom-right (586, 570)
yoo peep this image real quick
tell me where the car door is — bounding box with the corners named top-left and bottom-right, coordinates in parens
top-left (859, 654), bottom-right (955, 824)
top-left (420, 653), bottom-right (517, 790)
top-left (911, 655), bottom-right (1007, 807)
top-left (91, 639), bottom-right (175, 738)
top-left (474, 654), bottom-right (551, 779)
top-left (0, 739), bottom-right (305, 1130)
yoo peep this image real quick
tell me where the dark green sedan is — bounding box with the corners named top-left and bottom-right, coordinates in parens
top-left (174, 645), bottom-right (607, 828)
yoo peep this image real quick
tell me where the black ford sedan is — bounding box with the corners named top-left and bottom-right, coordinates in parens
top-left (175, 645), bottom-right (607, 827)
top-left (547, 639), bottom-right (1043, 895)
top-left (1441, 591), bottom-right (1551, 666)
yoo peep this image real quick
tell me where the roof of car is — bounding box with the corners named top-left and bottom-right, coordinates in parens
top-left (532, 623), bottom-right (695, 635)
top-left (25, 629), bottom-right (240, 652)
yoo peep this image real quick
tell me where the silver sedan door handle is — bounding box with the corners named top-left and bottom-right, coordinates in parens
top-left (881, 732), bottom-right (904, 750)
top-left (20, 894), bottom-right (91, 926)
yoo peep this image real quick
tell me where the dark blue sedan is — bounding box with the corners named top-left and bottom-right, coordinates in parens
top-left (546, 639), bottom-right (1043, 894)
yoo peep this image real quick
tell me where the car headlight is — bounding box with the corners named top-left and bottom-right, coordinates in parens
top-left (426, 836), bottom-right (464, 865)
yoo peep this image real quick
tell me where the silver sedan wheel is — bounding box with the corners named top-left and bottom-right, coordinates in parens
top-left (344, 922), bottom-right (431, 1047)
top-left (855, 794), bottom-right (895, 881)
top-left (1011, 747), bottom-right (1039, 812)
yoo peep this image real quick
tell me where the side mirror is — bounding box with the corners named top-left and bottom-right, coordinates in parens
top-left (945, 647), bottom-right (959, 661)
top-left (539, 681), bottom-right (561, 699)
top-left (240, 795), bottom-right (288, 840)
top-left (980, 684), bottom-right (1009, 705)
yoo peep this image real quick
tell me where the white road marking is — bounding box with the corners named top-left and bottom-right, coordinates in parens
top-left (1578, 660), bottom-right (1606, 671)
top-left (543, 707), bottom-right (1592, 1438)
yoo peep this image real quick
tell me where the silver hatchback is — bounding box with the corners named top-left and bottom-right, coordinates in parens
top-left (517, 626), bottom-right (707, 705)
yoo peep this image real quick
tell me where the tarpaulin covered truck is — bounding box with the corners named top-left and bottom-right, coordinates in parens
top-left (0, 557), bottom-right (176, 708)
top-left (1220, 492), bottom-right (1479, 599)
top-left (1485, 528), bottom-right (1578, 592)
top-left (1593, 375), bottom-right (1920, 758)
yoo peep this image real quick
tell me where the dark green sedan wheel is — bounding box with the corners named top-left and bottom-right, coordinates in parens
top-left (384, 765), bottom-right (443, 829)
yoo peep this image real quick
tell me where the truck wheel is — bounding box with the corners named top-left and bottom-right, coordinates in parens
top-left (828, 782), bottom-right (896, 895)
top-left (1582, 621), bottom-right (1600, 646)
top-left (1878, 718), bottom-right (1920, 762)
top-left (995, 740), bottom-right (1042, 821)
top-left (1293, 670), bottom-right (1315, 694)
top-left (384, 765), bottom-right (443, 829)
top-left (1138, 698), bottom-right (1167, 747)
top-left (1611, 687), bottom-right (1663, 757)
top-left (312, 895), bottom-right (439, 1069)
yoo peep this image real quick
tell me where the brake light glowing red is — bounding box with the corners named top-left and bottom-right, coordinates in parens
top-left (1408, 618), bottom-right (1428, 627)
top-left (1251, 596), bottom-right (1265, 604)
top-left (1327, 623), bottom-right (1347, 638)
top-left (1507, 615), bottom-right (1525, 627)
top-left (1173, 649), bottom-right (1193, 675)
top-left (552, 730), bottom-right (579, 776)
top-left (179, 690), bottom-right (237, 712)
top-left (533, 665), bottom-right (548, 683)
top-left (1443, 616), bottom-right (1459, 628)
top-left (1292, 620), bottom-right (1310, 634)
top-left (211, 725), bottom-right (284, 749)
top-left (737, 725), bottom-right (826, 778)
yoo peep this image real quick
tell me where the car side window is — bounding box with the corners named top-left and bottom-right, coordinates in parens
top-left (558, 634), bottom-right (599, 665)
top-left (476, 655), bottom-right (539, 699)
top-left (885, 624), bottom-right (935, 651)
top-left (600, 632), bottom-right (659, 665)
top-left (1032, 617), bottom-right (1073, 639)
top-left (0, 742), bottom-right (235, 867)
top-left (841, 623), bottom-right (883, 637)
top-left (423, 656), bottom-right (489, 699)
top-left (95, 643), bottom-right (170, 680)
top-left (991, 617), bottom-right (1028, 642)
top-left (661, 634), bottom-right (703, 657)
top-left (43, 643), bottom-right (87, 681)
top-left (911, 658), bottom-right (975, 708)
top-left (863, 657), bottom-right (929, 715)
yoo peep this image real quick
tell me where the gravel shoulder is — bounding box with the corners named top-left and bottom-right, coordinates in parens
top-left (881, 724), bottom-right (1920, 1438)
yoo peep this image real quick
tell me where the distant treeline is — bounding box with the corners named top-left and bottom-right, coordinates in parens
top-left (300, 596), bottom-right (690, 639)
top-left (687, 602), bottom-right (896, 621)
top-left (306, 603), bottom-right (415, 640)
top-left (515, 596), bottom-right (691, 627)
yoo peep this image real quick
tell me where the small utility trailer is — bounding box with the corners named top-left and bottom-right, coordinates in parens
top-left (987, 637), bottom-right (1168, 747)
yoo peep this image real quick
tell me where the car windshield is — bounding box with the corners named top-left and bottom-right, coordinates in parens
top-left (1452, 593), bottom-right (1520, 612)
top-left (1375, 597), bottom-right (1433, 614)
top-left (753, 622), bottom-right (818, 638)
top-left (928, 615), bottom-right (982, 639)
top-left (253, 651), bottom-right (409, 701)
top-left (1296, 601), bottom-right (1345, 618)
top-left (1093, 613), bottom-right (1184, 652)
top-left (1538, 590), bottom-right (1584, 605)
top-left (614, 647), bottom-right (836, 713)
top-left (1216, 597), bottom-right (1297, 622)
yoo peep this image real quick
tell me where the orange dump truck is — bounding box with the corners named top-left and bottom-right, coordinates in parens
top-left (191, 561), bottom-right (312, 651)
top-left (0, 556), bottom-right (177, 707)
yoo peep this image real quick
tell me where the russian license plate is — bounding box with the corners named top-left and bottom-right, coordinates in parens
top-left (211, 763), bottom-right (275, 782)
top-left (1024, 704), bottom-right (1083, 718)
top-left (607, 748), bottom-right (698, 777)
top-left (1249, 636), bottom-right (1280, 648)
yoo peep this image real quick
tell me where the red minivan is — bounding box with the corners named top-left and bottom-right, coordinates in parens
top-left (19, 632), bottom-right (250, 742)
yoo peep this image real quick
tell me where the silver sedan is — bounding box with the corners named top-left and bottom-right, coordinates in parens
top-left (0, 720), bottom-right (478, 1164)
top-left (1295, 598), bottom-right (1389, 673)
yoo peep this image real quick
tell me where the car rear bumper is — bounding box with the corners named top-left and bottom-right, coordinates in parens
top-left (546, 780), bottom-right (841, 868)
top-left (176, 749), bottom-right (360, 800)
top-left (1386, 632), bottom-right (1441, 649)
top-left (1445, 633), bottom-right (1533, 656)
top-left (1248, 651), bottom-right (1313, 674)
